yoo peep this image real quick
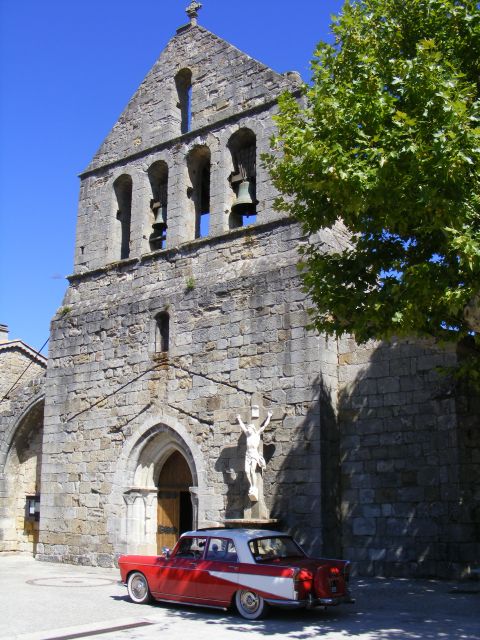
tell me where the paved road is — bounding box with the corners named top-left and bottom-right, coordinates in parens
top-left (1, 555), bottom-right (478, 640)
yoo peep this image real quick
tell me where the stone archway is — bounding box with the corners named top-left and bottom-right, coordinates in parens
top-left (0, 398), bottom-right (44, 555)
top-left (118, 421), bottom-right (201, 556)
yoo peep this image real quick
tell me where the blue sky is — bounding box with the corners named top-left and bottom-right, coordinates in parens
top-left (0, 0), bottom-right (343, 353)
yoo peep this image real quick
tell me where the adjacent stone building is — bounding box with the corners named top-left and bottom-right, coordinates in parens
top-left (1, 8), bottom-right (478, 577)
top-left (0, 325), bottom-right (46, 554)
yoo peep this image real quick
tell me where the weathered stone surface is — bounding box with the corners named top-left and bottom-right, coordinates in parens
top-left (338, 338), bottom-right (480, 577)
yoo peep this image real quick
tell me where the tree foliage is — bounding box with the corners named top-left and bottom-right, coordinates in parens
top-left (267, 0), bottom-right (480, 381)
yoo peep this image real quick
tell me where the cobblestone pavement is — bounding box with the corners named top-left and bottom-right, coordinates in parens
top-left (1, 556), bottom-right (478, 640)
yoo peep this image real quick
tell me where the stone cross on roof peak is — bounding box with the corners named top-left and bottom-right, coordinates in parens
top-left (186, 1), bottom-right (202, 26)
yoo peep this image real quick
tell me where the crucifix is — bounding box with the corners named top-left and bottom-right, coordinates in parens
top-left (237, 408), bottom-right (272, 503)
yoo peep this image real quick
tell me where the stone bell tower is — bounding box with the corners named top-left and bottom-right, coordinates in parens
top-left (36, 4), bottom-right (342, 566)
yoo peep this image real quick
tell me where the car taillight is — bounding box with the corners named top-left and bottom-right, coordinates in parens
top-left (297, 569), bottom-right (313, 582)
top-left (293, 567), bottom-right (313, 597)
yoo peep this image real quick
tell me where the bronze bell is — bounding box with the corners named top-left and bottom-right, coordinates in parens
top-left (149, 200), bottom-right (167, 249)
top-left (232, 180), bottom-right (256, 215)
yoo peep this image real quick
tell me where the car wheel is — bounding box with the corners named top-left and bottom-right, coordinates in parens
top-left (127, 571), bottom-right (151, 604)
top-left (235, 589), bottom-right (267, 620)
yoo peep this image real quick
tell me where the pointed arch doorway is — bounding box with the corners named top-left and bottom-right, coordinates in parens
top-left (120, 422), bottom-right (205, 556)
top-left (1, 398), bottom-right (44, 556)
top-left (157, 450), bottom-right (193, 552)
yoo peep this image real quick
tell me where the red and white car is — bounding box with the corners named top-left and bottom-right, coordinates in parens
top-left (119, 528), bottom-right (354, 619)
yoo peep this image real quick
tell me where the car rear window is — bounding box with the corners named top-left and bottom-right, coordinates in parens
top-left (248, 536), bottom-right (305, 563)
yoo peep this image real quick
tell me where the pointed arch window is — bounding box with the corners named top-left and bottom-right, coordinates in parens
top-left (228, 129), bottom-right (258, 228)
top-left (148, 161), bottom-right (169, 250)
top-left (113, 174), bottom-right (133, 260)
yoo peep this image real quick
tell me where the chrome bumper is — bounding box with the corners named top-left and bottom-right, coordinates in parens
top-left (310, 593), bottom-right (356, 607)
top-left (266, 592), bottom-right (355, 609)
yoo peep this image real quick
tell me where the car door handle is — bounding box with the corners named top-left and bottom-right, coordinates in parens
top-left (228, 565), bottom-right (239, 571)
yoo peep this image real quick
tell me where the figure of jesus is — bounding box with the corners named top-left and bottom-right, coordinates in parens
top-left (237, 411), bottom-right (272, 502)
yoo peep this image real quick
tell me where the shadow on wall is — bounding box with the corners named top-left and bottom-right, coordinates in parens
top-left (269, 376), bottom-right (341, 558)
top-left (336, 337), bottom-right (480, 578)
top-left (265, 338), bottom-right (479, 579)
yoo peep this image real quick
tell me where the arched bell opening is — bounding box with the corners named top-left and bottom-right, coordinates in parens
top-left (148, 160), bottom-right (169, 251)
top-left (113, 174), bottom-right (133, 260)
top-left (227, 128), bottom-right (258, 228)
top-left (187, 145), bottom-right (211, 239)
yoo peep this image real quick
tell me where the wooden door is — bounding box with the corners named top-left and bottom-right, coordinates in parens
top-left (156, 451), bottom-right (194, 554)
top-left (157, 490), bottom-right (179, 552)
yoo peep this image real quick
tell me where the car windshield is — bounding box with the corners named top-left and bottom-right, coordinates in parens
top-left (248, 536), bottom-right (306, 562)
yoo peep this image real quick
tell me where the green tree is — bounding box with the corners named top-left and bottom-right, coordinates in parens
top-left (267, 0), bottom-right (480, 383)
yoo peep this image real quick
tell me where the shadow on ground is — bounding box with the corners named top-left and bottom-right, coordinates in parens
top-left (112, 578), bottom-right (480, 640)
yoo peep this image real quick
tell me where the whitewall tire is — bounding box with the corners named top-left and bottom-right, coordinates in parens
top-left (127, 571), bottom-right (151, 604)
top-left (235, 589), bottom-right (267, 620)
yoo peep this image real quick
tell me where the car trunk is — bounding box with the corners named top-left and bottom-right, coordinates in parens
top-left (270, 557), bottom-right (349, 599)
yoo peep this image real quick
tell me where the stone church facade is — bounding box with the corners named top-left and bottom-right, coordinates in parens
top-left (1, 9), bottom-right (478, 577)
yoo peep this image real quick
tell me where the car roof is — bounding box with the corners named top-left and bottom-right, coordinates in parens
top-left (180, 528), bottom-right (290, 540)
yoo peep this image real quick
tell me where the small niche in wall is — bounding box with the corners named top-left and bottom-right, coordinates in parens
top-left (155, 311), bottom-right (170, 353)
top-left (25, 495), bottom-right (40, 522)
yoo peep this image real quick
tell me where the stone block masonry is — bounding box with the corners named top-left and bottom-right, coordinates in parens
top-left (38, 219), bottom-right (338, 565)
top-left (338, 337), bottom-right (480, 578)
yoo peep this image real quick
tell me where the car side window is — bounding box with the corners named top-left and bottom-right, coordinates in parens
top-left (206, 537), bottom-right (238, 562)
top-left (174, 536), bottom-right (207, 559)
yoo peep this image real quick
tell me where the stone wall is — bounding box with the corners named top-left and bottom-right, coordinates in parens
top-left (454, 358), bottom-right (480, 576)
top-left (37, 219), bottom-right (344, 565)
top-left (338, 337), bottom-right (480, 578)
top-left (74, 105), bottom-right (287, 273)
top-left (0, 346), bottom-right (46, 402)
top-left (74, 21), bottom-right (300, 275)
top-left (85, 25), bottom-right (299, 173)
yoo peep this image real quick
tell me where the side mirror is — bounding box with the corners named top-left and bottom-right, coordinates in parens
top-left (162, 547), bottom-right (171, 559)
